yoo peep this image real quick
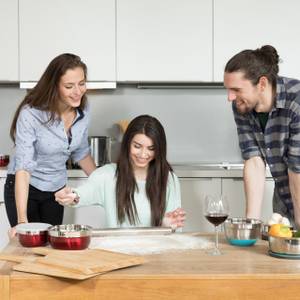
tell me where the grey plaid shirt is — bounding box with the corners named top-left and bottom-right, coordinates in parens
top-left (233, 76), bottom-right (300, 219)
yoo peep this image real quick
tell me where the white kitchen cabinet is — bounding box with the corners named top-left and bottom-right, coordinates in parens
top-left (179, 178), bottom-right (222, 232)
top-left (214, 0), bottom-right (300, 81)
top-left (117, 0), bottom-right (213, 82)
top-left (19, 0), bottom-right (115, 83)
top-left (0, 177), bottom-right (5, 203)
top-left (0, 0), bottom-right (18, 81)
top-left (221, 178), bottom-right (274, 223)
top-left (64, 178), bottom-right (106, 228)
top-left (0, 176), bottom-right (10, 250)
top-left (0, 203), bottom-right (10, 250)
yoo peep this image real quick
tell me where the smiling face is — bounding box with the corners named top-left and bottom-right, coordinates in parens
top-left (58, 67), bottom-right (86, 110)
top-left (129, 133), bottom-right (155, 171)
top-left (223, 71), bottom-right (262, 114)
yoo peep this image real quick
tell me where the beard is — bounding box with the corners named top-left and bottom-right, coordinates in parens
top-left (235, 100), bottom-right (256, 115)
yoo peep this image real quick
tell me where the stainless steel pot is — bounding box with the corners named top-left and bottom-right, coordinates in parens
top-left (89, 136), bottom-right (111, 167)
top-left (269, 233), bottom-right (300, 255)
top-left (48, 224), bottom-right (175, 250)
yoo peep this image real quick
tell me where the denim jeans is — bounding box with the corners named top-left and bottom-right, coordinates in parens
top-left (4, 174), bottom-right (64, 227)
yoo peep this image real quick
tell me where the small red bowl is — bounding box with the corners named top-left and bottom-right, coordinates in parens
top-left (48, 235), bottom-right (90, 250)
top-left (18, 232), bottom-right (48, 247)
top-left (16, 223), bottom-right (51, 247)
top-left (0, 155), bottom-right (9, 167)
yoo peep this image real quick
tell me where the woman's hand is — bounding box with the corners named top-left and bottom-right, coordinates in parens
top-left (55, 187), bottom-right (78, 206)
top-left (163, 207), bottom-right (186, 229)
top-left (8, 226), bottom-right (17, 239)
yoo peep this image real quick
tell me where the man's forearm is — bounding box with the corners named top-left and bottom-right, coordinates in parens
top-left (288, 170), bottom-right (300, 228)
top-left (244, 156), bottom-right (266, 219)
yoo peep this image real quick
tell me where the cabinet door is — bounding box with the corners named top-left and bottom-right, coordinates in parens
top-left (64, 178), bottom-right (106, 228)
top-left (222, 178), bottom-right (274, 223)
top-left (0, 0), bottom-right (18, 81)
top-left (117, 0), bottom-right (213, 82)
top-left (179, 178), bottom-right (222, 232)
top-left (19, 0), bottom-right (115, 82)
top-left (214, 0), bottom-right (300, 81)
top-left (0, 203), bottom-right (10, 250)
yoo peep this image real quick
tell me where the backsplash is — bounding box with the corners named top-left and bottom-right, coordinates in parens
top-left (0, 85), bottom-right (241, 163)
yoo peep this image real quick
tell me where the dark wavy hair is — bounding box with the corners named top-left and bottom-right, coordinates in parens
top-left (10, 53), bottom-right (88, 142)
top-left (116, 115), bottom-right (173, 226)
top-left (225, 45), bottom-right (280, 87)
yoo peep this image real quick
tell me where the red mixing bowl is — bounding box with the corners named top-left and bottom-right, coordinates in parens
top-left (47, 224), bottom-right (92, 250)
top-left (16, 223), bottom-right (51, 247)
top-left (0, 154), bottom-right (9, 167)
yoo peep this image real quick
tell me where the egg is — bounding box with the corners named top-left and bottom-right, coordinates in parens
top-left (270, 213), bottom-right (283, 223)
top-left (268, 219), bottom-right (277, 226)
top-left (281, 217), bottom-right (290, 226)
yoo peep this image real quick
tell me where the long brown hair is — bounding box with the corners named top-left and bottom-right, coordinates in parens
top-left (225, 45), bottom-right (280, 87)
top-left (10, 53), bottom-right (88, 142)
top-left (116, 115), bottom-right (173, 226)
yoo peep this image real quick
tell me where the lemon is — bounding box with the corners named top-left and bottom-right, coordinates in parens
top-left (269, 224), bottom-right (292, 238)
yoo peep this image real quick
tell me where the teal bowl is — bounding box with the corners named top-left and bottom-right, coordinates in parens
top-left (228, 238), bottom-right (257, 246)
top-left (224, 218), bottom-right (262, 247)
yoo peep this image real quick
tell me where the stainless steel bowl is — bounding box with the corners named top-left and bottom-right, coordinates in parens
top-left (48, 224), bottom-right (93, 250)
top-left (269, 234), bottom-right (300, 255)
top-left (261, 224), bottom-right (270, 240)
top-left (224, 217), bottom-right (263, 246)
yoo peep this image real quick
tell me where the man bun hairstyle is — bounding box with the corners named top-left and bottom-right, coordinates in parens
top-left (225, 45), bottom-right (280, 86)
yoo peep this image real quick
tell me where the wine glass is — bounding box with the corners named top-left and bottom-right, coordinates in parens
top-left (204, 195), bottom-right (229, 255)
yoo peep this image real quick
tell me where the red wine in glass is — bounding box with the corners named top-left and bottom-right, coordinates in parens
top-left (205, 213), bottom-right (228, 226)
top-left (204, 195), bottom-right (229, 256)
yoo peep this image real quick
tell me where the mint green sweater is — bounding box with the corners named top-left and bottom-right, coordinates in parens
top-left (74, 163), bottom-right (181, 228)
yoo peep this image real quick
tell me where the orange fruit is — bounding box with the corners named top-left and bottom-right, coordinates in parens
top-left (269, 223), bottom-right (292, 238)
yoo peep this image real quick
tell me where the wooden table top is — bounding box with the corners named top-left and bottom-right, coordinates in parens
top-left (1, 234), bottom-right (300, 300)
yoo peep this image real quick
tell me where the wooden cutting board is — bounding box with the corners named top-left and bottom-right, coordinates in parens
top-left (0, 247), bottom-right (145, 280)
top-left (0, 253), bottom-right (98, 280)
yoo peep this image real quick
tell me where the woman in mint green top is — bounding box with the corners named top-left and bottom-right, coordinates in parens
top-left (55, 115), bottom-right (185, 229)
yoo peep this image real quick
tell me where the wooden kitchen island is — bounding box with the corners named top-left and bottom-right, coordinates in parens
top-left (1, 234), bottom-right (300, 300)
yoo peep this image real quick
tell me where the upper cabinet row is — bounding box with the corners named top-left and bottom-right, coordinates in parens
top-left (0, 0), bottom-right (18, 81)
top-left (0, 0), bottom-right (299, 83)
top-left (19, 0), bottom-right (115, 84)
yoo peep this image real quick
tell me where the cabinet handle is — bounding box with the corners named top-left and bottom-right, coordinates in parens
top-left (231, 178), bottom-right (244, 181)
top-left (179, 178), bottom-right (213, 181)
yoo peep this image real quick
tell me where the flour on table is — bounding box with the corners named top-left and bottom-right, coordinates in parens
top-left (89, 234), bottom-right (213, 255)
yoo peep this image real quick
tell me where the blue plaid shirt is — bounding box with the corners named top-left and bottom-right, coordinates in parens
top-left (8, 104), bottom-right (90, 191)
top-left (233, 76), bottom-right (300, 218)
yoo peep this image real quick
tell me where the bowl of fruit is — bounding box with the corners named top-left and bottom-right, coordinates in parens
top-left (268, 221), bottom-right (300, 257)
top-left (262, 213), bottom-right (292, 241)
